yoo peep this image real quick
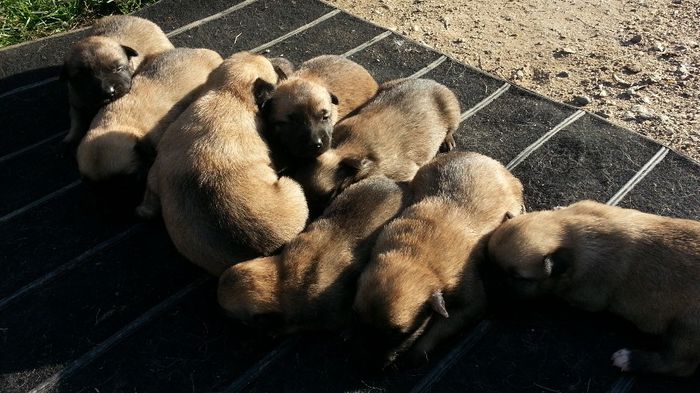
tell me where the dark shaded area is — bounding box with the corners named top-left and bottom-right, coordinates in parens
top-left (457, 86), bottom-right (576, 164)
top-left (348, 35), bottom-right (442, 82)
top-left (0, 78), bottom-right (69, 157)
top-left (0, 184), bottom-right (131, 299)
top-left (57, 284), bottom-right (280, 393)
top-left (263, 12), bottom-right (384, 65)
top-left (633, 373), bottom-right (700, 393)
top-left (618, 152), bottom-right (700, 220)
top-left (247, 333), bottom-right (432, 393)
top-left (430, 302), bottom-right (654, 393)
top-left (0, 136), bottom-right (77, 217)
top-left (0, 225), bottom-right (200, 393)
top-left (514, 114), bottom-right (660, 210)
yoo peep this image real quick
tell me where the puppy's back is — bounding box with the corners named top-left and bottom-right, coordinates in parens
top-left (295, 55), bottom-right (378, 118)
top-left (335, 79), bottom-right (460, 157)
top-left (91, 15), bottom-right (173, 69)
top-left (411, 151), bottom-right (524, 225)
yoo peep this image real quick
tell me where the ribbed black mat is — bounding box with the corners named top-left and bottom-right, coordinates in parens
top-left (1, 0), bottom-right (698, 392)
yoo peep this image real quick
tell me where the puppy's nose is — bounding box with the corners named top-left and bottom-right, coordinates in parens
top-left (311, 137), bottom-right (324, 151)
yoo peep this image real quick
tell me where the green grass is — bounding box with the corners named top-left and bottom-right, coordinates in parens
top-left (0, 0), bottom-right (158, 47)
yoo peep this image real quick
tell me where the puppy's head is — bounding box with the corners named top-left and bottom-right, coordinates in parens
top-left (295, 149), bottom-right (376, 211)
top-left (263, 78), bottom-right (339, 158)
top-left (209, 51), bottom-right (279, 109)
top-left (62, 36), bottom-right (137, 105)
top-left (487, 211), bottom-right (573, 298)
top-left (77, 130), bottom-right (150, 211)
top-left (353, 255), bottom-right (448, 366)
top-left (218, 256), bottom-right (284, 333)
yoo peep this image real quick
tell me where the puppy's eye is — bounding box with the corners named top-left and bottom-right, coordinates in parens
top-left (319, 110), bottom-right (330, 121)
top-left (114, 65), bottom-right (126, 73)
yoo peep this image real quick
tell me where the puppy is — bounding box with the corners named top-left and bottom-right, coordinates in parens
top-left (218, 176), bottom-right (411, 333)
top-left (487, 200), bottom-right (700, 377)
top-left (354, 152), bottom-right (524, 366)
top-left (263, 55), bottom-right (378, 162)
top-left (77, 48), bottom-right (222, 209)
top-left (295, 78), bottom-right (460, 213)
top-left (62, 15), bottom-right (174, 146)
top-left (137, 52), bottom-right (308, 276)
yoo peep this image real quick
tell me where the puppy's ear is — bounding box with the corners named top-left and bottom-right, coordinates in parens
top-left (429, 291), bottom-right (449, 318)
top-left (122, 45), bottom-right (139, 58)
top-left (268, 57), bottom-right (294, 81)
top-left (253, 78), bottom-right (276, 109)
top-left (330, 92), bottom-right (339, 105)
top-left (543, 247), bottom-right (573, 277)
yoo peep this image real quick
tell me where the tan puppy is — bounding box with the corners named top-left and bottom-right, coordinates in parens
top-left (487, 200), bottom-right (700, 377)
top-left (137, 52), bottom-right (308, 276)
top-left (263, 55), bottom-right (378, 161)
top-left (218, 176), bottom-right (411, 333)
top-left (354, 152), bottom-right (524, 365)
top-left (76, 48), bottom-right (221, 209)
top-left (62, 15), bottom-right (174, 146)
top-left (295, 78), bottom-right (461, 213)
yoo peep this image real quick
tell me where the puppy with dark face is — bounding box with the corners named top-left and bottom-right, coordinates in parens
top-left (137, 52), bottom-right (309, 276)
top-left (488, 200), bottom-right (700, 377)
top-left (62, 15), bottom-right (174, 146)
top-left (354, 152), bottom-right (524, 366)
top-left (218, 176), bottom-right (411, 333)
top-left (295, 78), bottom-right (461, 213)
top-left (77, 48), bottom-right (222, 211)
top-left (262, 55), bottom-right (378, 164)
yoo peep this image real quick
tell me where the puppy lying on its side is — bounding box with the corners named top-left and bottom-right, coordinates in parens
top-left (218, 176), bottom-right (411, 333)
top-left (487, 200), bottom-right (700, 377)
top-left (354, 152), bottom-right (524, 365)
top-left (263, 55), bottom-right (378, 163)
top-left (62, 15), bottom-right (174, 146)
top-left (295, 78), bottom-right (460, 212)
top-left (137, 52), bottom-right (308, 276)
top-left (77, 48), bottom-right (222, 209)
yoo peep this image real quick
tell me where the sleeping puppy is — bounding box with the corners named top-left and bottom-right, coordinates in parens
top-left (136, 52), bottom-right (309, 276)
top-left (62, 15), bottom-right (174, 146)
top-left (487, 200), bottom-right (700, 377)
top-left (262, 55), bottom-right (378, 164)
top-left (77, 48), bottom-right (222, 210)
top-left (354, 152), bottom-right (524, 366)
top-left (217, 176), bottom-right (411, 333)
top-left (295, 78), bottom-right (460, 213)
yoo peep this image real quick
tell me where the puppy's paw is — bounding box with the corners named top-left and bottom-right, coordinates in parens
top-left (612, 349), bottom-right (632, 372)
top-left (440, 135), bottom-right (456, 152)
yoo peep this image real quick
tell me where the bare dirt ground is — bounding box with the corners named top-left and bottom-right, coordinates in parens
top-left (327, 0), bottom-right (700, 162)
